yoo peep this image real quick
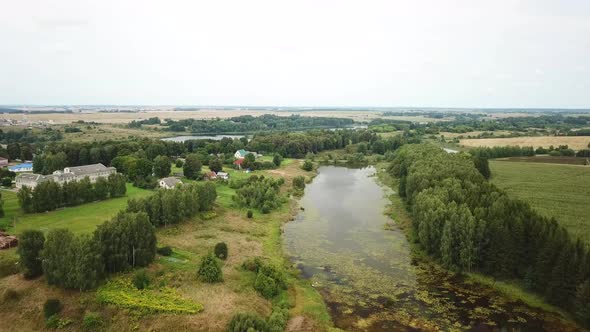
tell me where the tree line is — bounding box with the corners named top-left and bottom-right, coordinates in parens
top-left (125, 182), bottom-right (217, 227)
top-left (17, 181), bottom-right (217, 290)
top-left (159, 114), bottom-right (355, 133)
top-left (390, 144), bottom-right (590, 326)
top-left (17, 174), bottom-right (127, 213)
top-left (19, 211), bottom-right (156, 290)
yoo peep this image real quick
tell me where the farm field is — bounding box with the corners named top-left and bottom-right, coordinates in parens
top-left (495, 156), bottom-right (588, 165)
top-left (0, 184), bottom-right (151, 235)
top-left (490, 161), bottom-right (590, 243)
top-left (460, 136), bottom-right (590, 150)
top-left (439, 130), bottom-right (513, 138)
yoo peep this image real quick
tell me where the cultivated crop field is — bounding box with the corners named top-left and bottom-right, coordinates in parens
top-left (490, 161), bottom-right (590, 243)
top-left (495, 156), bottom-right (588, 165)
top-left (460, 136), bottom-right (590, 150)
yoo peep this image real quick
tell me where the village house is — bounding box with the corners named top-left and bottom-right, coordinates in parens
top-left (0, 157), bottom-right (8, 167)
top-left (159, 177), bottom-right (182, 189)
top-left (217, 171), bottom-right (229, 180)
top-left (234, 149), bottom-right (250, 159)
top-left (15, 163), bottom-right (117, 189)
top-left (234, 149), bottom-right (261, 159)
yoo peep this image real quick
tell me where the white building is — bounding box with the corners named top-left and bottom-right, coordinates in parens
top-left (15, 163), bottom-right (116, 189)
top-left (216, 172), bottom-right (229, 180)
top-left (159, 177), bottom-right (182, 189)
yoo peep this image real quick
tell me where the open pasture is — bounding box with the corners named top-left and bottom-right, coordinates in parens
top-left (490, 160), bottom-right (590, 243)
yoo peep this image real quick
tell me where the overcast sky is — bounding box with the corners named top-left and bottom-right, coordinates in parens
top-left (1, 0), bottom-right (589, 108)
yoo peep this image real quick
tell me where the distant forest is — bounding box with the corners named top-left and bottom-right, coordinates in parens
top-left (129, 114), bottom-right (355, 133)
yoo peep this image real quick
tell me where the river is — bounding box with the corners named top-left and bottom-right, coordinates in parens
top-left (283, 166), bottom-right (579, 331)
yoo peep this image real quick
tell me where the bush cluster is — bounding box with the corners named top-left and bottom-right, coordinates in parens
top-left (214, 242), bottom-right (228, 260)
top-left (198, 253), bottom-right (223, 283)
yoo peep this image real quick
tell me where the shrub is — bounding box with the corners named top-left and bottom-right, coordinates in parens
top-left (259, 264), bottom-right (287, 289)
top-left (268, 308), bottom-right (289, 332)
top-left (292, 176), bottom-right (305, 190)
top-left (254, 273), bottom-right (278, 299)
top-left (175, 159), bottom-right (184, 168)
top-left (301, 160), bottom-right (313, 171)
top-left (46, 315), bottom-right (72, 329)
top-left (44, 299), bottom-right (62, 319)
top-left (157, 246), bottom-right (173, 256)
top-left (247, 210), bottom-right (253, 219)
top-left (241, 257), bottom-right (263, 272)
top-left (82, 312), bottom-right (103, 330)
top-left (227, 312), bottom-right (269, 332)
top-left (1, 177), bottom-right (11, 187)
top-left (132, 269), bottom-right (150, 290)
top-left (46, 315), bottom-right (60, 329)
top-left (214, 242), bottom-right (228, 260)
top-left (198, 253), bottom-right (223, 283)
top-left (273, 153), bottom-right (283, 167)
top-left (18, 230), bottom-right (45, 279)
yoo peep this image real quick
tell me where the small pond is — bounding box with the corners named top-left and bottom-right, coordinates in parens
top-left (284, 166), bottom-right (579, 331)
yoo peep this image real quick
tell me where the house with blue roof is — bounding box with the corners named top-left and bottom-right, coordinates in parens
top-left (9, 163), bottom-right (33, 173)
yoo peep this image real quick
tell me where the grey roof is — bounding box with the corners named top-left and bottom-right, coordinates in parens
top-left (49, 173), bottom-right (76, 182)
top-left (16, 173), bottom-right (44, 182)
top-left (66, 163), bottom-right (114, 176)
top-left (160, 177), bottom-right (182, 187)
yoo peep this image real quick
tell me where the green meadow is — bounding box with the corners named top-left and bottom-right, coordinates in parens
top-left (0, 183), bottom-right (151, 236)
top-left (490, 161), bottom-right (590, 243)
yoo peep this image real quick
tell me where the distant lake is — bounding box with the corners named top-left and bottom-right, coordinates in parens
top-left (161, 135), bottom-right (245, 142)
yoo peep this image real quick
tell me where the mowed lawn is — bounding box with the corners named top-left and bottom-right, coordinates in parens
top-left (490, 161), bottom-right (590, 243)
top-left (0, 184), bottom-right (152, 236)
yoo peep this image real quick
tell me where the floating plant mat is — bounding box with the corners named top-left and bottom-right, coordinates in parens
top-left (284, 166), bottom-right (579, 332)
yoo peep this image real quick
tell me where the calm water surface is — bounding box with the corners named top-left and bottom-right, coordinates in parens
top-left (161, 134), bottom-right (245, 142)
top-left (284, 166), bottom-right (579, 331)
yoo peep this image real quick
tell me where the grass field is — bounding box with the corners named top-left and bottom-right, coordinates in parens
top-left (490, 161), bottom-right (590, 243)
top-left (496, 156), bottom-right (588, 165)
top-left (460, 136), bottom-right (590, 150)
top-left (0, 184), bottom-right (151, 235)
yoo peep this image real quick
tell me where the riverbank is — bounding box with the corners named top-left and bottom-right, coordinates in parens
top-left (374, 161), bottom-right (580, 331)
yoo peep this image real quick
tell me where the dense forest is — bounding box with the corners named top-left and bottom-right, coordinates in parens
top-left (416, 114), bottom-right (590, 134)
top-left (390, 144), bottom-right (590, 326)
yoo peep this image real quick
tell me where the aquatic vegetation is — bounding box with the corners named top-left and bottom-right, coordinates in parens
top-left (284, 166), bottom-right (580, 331)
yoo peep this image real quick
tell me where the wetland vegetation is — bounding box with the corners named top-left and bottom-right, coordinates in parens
top-left (284, 165), bottom-right (582, 331)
